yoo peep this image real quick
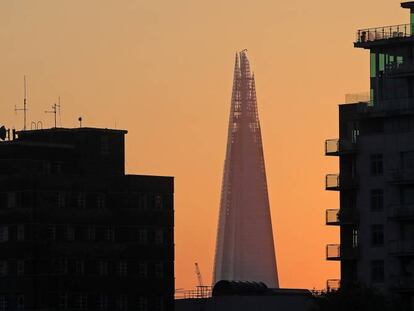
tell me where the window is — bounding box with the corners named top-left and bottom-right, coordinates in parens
top-left (59, 293), bottom-right (68, 309)
top-left (138, 263), bottom-right (147, 278)
top-left (57, 192), bottom-right (66, 208)
top-left (66, 226), bottom-right (75, 241)
top-left (137, 296), bottom-right (147, 311)
top-left (371, 260), bottom-right (385, 282)
top-left (371, 225), bottom-right (384, 246)
top-left (155, 263), bottom-right (163, 279)
top-left (49, 225), bottom-right (56, 240)
top-left (77, 294), bottom-right (87, 310)
top-left (118, 261), bottom-right (127, 277)
top-left (105, 227), bottom-right (115, 241)
top-left (17, 260), bottom-right (24, 276)
top-left (155, 296), bottom-right (164, 311)
top-left (117, 295), bottom-right (128, 311)
top-left (87, 226), bottom-right (96, 241)
top-left (370, 189), bottom-right (384, 211)
top-left (370, 154), bottom-right (383, 176)
top-left (139, 194), bottom-right (147, 209)
top-left (0, 261), bottom-right (8, 276)
top-left (138, 229), bottom-right (147, 244)
top-left (16, 295), bottom-right (24, 310)
top-left (75, 260), bottom-right (84, 276)
top-left (17, 225), bottom-right (24, 241)
top-left (155, 195), bottom-right (163, 210)
top-left (7, 192), bottom-right (16, 209)
top-left (98, 260), bottom-right (108, 276)
top-left (77, 193), bottom-right (85, 209)
top-left (155, 229), bottom-right (164, 245)
top-left (0, 296), bottom-right (7, 311)
top-left (96, 194), bottom-right (106, 209)
top-left (352, 229), bottom-right (358, 248)
top-left (97, 294), bottom-right (108, 311)
top-left (0, 226), bottom-right (8, 242)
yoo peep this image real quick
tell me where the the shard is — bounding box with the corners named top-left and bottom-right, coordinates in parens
top-left (213, 50), bottom-right (279, 288)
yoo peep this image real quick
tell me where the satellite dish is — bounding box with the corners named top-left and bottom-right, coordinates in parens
top-left (0, 126), bottom-right (6, 141)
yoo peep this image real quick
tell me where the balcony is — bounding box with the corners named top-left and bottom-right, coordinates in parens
top-left (325, 139), bottom-right (358, 156)
top-left (388, 169), bottom-right (414, 184)
top-left (326, 209), bottom-right (359, 226)
top-left (325, 174), bottom-right (358, 191)
top-left (355, 23), bottom-right (412, 47)
top-left (326, 244), bottom-right (358, 261)
top-left (390, 276), bottom-right (414, 292)
top-left (389, 240), bottom-right (414, 256)
top-left (388, 204), bottom-right (414, 220)
top-left (326, 279), bottom-right (340, 292)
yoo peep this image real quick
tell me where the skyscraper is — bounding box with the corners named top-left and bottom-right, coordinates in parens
top-left (213, 50), bottom-right (279, 288)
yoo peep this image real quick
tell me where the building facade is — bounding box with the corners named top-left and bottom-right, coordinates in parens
top-left (325, 1), bottom-right (414, 309)
top-left (0, 128), bottom-right (174, 311)
top-left (213, 51), bottom-right (278, 287)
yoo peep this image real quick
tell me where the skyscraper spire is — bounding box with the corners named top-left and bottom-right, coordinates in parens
top-left (213, 50), bottom-right (279, 288)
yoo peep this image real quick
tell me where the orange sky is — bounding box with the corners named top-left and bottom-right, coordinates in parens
top-left (0, 0), bottom-right (408, 290)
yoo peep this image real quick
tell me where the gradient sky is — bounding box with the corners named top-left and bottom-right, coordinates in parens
top-left (0, 0), bottom-right (408, 290)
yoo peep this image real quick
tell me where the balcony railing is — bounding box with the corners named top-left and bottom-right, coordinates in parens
top-left (326, 174), bottom-right (340, 191)
top-left (325, 174), bottom-right (358, 191)
top-left (325, 139), bottom-right (358, 156)
top-left (390, 276), bottom-right (414, 291)
top-left (326, 279), bottom-right (340, 292)
top-left (326, 209), bottom-right (359, 226)
top-left (389, 240), bottom-right (414, 256)
top-left (326, 209), bottom-right (340, 225)
top-left (388, 169), bottom-right (414, 184)
top-left (356, 23), bottom-right (412, 44)
top-left (388, 204), bottom-right (414, 220)
top-left (326, 244), bottom-right (340, 261)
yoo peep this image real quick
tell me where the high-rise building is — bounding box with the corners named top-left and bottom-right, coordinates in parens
top-left (213, 51), bottom-right (278, 287)
top-left (325, 2), bottom-right (414, 308)
top-left (0, 127), bottom-right (174, 311)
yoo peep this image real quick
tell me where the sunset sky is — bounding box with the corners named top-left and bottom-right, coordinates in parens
top-left (0, 0), bottom-right (409, 290)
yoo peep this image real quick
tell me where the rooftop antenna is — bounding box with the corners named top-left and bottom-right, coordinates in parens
top-left (45, 101), bottom-right (60, 128)
top-left (15, 76), bottom-right (28, 130)
top-left (58, 96), bottom-right (62, 127)
top-left (78, 117), bottom-right (82, 128)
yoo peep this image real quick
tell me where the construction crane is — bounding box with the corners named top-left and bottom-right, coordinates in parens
top-left (194, 262), bottom-right (204, 287)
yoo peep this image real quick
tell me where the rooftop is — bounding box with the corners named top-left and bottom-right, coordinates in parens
top-left (401, 1), bottom-right (414, 9)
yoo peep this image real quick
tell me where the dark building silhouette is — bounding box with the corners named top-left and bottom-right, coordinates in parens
top-left (325, 1), bottom-right (414, 308)
top-left (0, 127), bottom-right (174, 311)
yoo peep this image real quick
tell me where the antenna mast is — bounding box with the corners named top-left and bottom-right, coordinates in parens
top-left (45, 101), bottom-right (61, 128)
top-left (15, 76), bottom-right (28, 130)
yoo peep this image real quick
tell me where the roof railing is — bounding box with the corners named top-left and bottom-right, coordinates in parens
top-left (356, 23), bottom-right (412, 43)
